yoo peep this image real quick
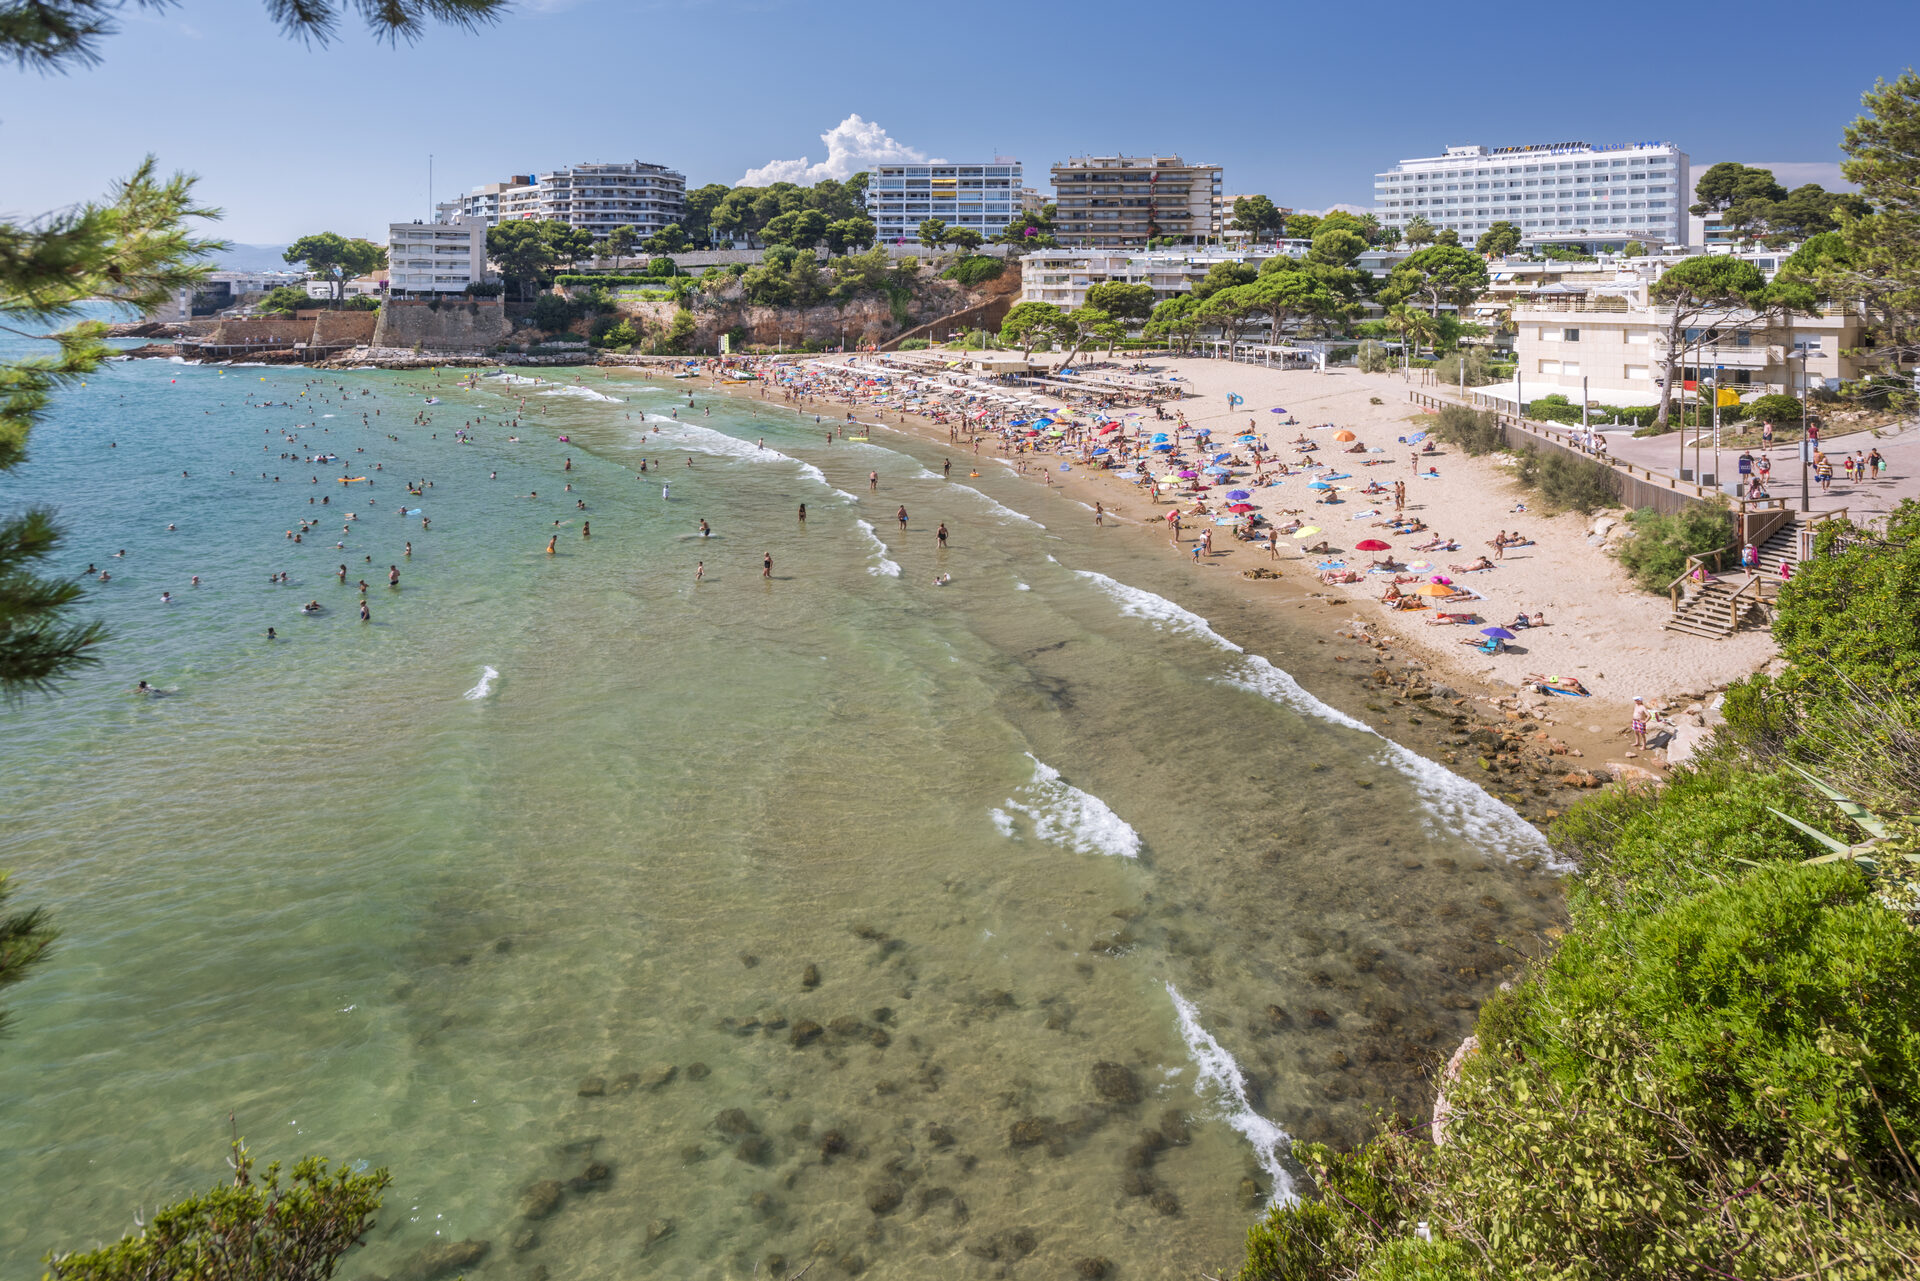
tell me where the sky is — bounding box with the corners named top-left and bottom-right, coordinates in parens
top-left (1, 0), bottom-right (1915, 245)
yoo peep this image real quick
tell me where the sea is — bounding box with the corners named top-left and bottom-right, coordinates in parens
top-left (0, 338), bottom-right (1561, 1279)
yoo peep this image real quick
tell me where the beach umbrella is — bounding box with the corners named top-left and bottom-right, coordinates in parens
top-left (1194, 428), bottom-right (1211, 436)
top-left (1333, 430), bottom-right (1357, 442)
top-left (1409, 560), bottom-right (1432, 570)
top-left (1236, 434), bottom-right (1257, 442)
top-left (1092, 447), bottom-right (1110, 456)
top-left (1099, 424), bottom-right (1120, 434)
top-left (1226, 489), bottom-right (1252, 500)
top-left (1291, 526), bottom-right (1321, 538)
top-left (1307, 480), bottom-right (1331, 490)
top-left (1481, 627), bottom-right (1516, 639)
top-left (1212, 451), bottom-right (1232, 462)
top-left (1355, 539), bottom-right (1391, 551)
top-left (1151, 443), bottom-right (1173, 452)
top-left (1203, 465), bottom-right (1229, 475)
top-left (1227, 502), bottom-right (1255, 513)
top-left (1269, 407), bottom-right (1288, 413)
top-left (1415, 582), bottom-right (1455, 596)
top-left (1178, 469), bottom-right (1198, 478)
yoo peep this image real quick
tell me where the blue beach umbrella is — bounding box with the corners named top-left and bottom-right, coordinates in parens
top-left (1092, 447), bottom-right (1110, 456)
top-left (1203, 465), bottom-right (1230, 475)
top-left (1226, 489), bottom-right (1252, 500)
top-left (1152, 443), bottom-right (1173, 452)
top-left (1481, 627), bottom-right (1516, 639)
top-left (1236, 434), bottom-right (1257, 442)
top-left (1308, 480), bottom-right (1332, 490)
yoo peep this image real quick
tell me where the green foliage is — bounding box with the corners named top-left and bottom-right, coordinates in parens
top-left (661, 310), bottom-right (696, 355)
top-left (488, 220), bottom-right (576, 300)
top-left (1189, 260), bottom-right (1257, 301)
top-left (340, 295), bottom-right (378, 311)
top-left (255, 286), bottom-right (313, 314)
top-left (283, 232), bottom-right (385, 302)
top-left (1401, 215), bottom-right (1436, 247)
top-left (641, 223), bottom-right (686, 255)
top-left (46, 1136), bottom-right (391, 1281)
top-left (1770, 500), bottom-right (1920, 707)
top-left (1430, 347), bottom-right (1495, 387)
top-left (1511, 444), bottom-right (1621, 513)
top-left (1474, 220), bottom-right (1522, 257)
top-left (1612, 502), bottom-right (1733, 591)
top-left (941, 255), bottom-right (1005, 287)
top-left (529, 292), bottom-right (580, 333)
top-left (916, 217), bottom-right (948, 249)
top-left (896, 338), bottom-right (930, 350)
top-left (1230, 194), bottom-right (1284, 238)
top-left (1377, 245), bottom-right (1488, 314)
top-left (0, 870), bottom-right (55, 1038)
top-left (943, 227), bottom-right (983, 253)
top-left (1356, 339), bottom-right (1391, 373)
top-left (1745, 392), bottom-right (1804, 424)
top-left (1428, 405), bottom-right (1505, 455)
top-left (824, 216), bottom-right (876, 255)
top-left (595, 318), bottom-right (638, 351)
top-left (999, 300), bottom-right (1063, 355)
top-left (1083, 281), bottom-right (1156, 321)
top-left (1281, 211), bottom-right (1319, 241)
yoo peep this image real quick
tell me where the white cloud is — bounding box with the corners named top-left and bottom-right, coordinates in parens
top-left (740, 114), bottom-right (940, 186)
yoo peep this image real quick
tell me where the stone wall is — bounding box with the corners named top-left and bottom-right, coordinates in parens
top-left (370, 299), bottom-right (511, 353)
top-left (311, 311), bottom-right (379, 346)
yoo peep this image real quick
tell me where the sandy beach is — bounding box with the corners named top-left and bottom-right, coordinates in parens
top-left (721, 352), bottom-right (1788, 779)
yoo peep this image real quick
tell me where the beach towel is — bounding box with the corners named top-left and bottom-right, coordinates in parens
top-left (1351, 510), bottom-right (1378, 520)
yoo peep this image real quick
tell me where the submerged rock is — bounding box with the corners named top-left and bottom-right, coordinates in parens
top-left (924, 1122), bottom-right (956, 1148)
top-left (864, 1181), bottom-right (904, 1214)
top-left (790, 1020), bottom-right (824, 1047)
top-left (801, 962), bottom-right (821, 988)
top-left (1008, 1117), bottom-right (1055, 1148)
top-left (639, 1063), bottom-right (676, 1090)
top-left (518, 1179), bottom-right (563, 1220)
top-left (714, 1108), bottom-right (759, 1137)
top-left (685, 1061), bottom-right (711, 1080)
top-left (1150, 1189), bottom-right (1182, 1216)
top-left (568, 1161), bottom-right (612, 1193)
top-left (575, 1077), bottom-right (606, 1098)
top-left (644, 1218), bottom-right (676, 1245)
top-left (393, 1239), bottom-right (490, 1281)
top-left (1090, 1061), bottom-right (1142, 1105)
top-left (1076, 1258), bottom-right (1113, 1279)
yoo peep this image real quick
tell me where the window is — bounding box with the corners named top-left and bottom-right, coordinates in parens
top-left (1538, 359), bottom-right (1562, 375)
top-left (1563, 328), bottom-right (1580, 342)
top-left (1562, 361), bottom-right (1581, 375)
top-left (1625, 364), bottom-right (1650, 380)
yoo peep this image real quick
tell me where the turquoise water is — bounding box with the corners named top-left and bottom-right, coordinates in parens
top-left (0, 347), bottom-right (1560, 1279)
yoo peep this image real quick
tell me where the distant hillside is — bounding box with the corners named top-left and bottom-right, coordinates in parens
top-left (213, 243), bottom-right (292, 271)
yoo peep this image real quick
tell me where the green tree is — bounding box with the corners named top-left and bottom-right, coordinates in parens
top-left (711, 187), bottom-right (764, 246)
top-left (1432, 227), bottom-right (1461, 247)
top-left (1195, 284), bottom-right (1261, 356)
top-left (1647, 256), bottom-right (1771, 428)
top-left (254, 285), bottom-right (313, 315)
top-left (1377, 244), bottom-right (1488, 316)
top-left (1280, 211), bottom-right (1319, 241)
top-left (1376, 223), bottom-right (1403, 249)
top-left (824, 216), bottom-right (876, 255)
top-left (1307, 227), bottom-right (1367, 270)
top-left (763, 209), bottom-right (828, 250)
top-left (1475, 220), bottom-right (1523, 258)
top-left (1230, 194), bottom-right (1284, 239)
top-left (598, 224), bottom-right (639, 268)
top-left (943, 227), bottom-right (983, 254)
top-left (681, 184), bottom-right (730, 247)
top-left (1083, 282), bottom-right (1156, 325)
top-left (486, 220), bottom-right (563, 302)
top-left (1189, 259), bottom-right (1257, 301)
top-left (995, 207), bottom-right (1056, 250)
top-left (1355, 212), bottom-right (1384, 244)
top-left (916, 217), bottom-right (949, 250)
top-left (0, 870), bottom-right (56, 1036)
top-left (1142, 294), bottom-right (1202, 353)
top-left (1835, 70), bottom-right (1920, 379)
top-left (1244, 264), bottom-right (1346, 343)
top-left (45, 1135), bottom-right (391, 1281)
top-left (1689, 161), bottom-right (1788, 216)
top-left (597, 318), bottom-right (639, 351)
top-left (639, 224), bottom-right (685, 256)
top-left (999, 301), bottom-right (1064, 357)
top-left (1621, 239), bottom-right (1648, 258)
top-left (1054, 306), bottom-right (1118, 366)
top-left (1402, 215), bottom-right (1437, 247)
top-left (282, 233), bottom-right (385, 304)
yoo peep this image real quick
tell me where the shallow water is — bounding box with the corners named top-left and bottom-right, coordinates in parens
top-left (0, 356), bottom-right (1560, 1279)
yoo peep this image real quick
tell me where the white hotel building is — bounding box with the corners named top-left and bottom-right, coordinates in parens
top-left (437, 161), bottom-right (688, 239)
top-left (388, 218), bottom-right (491, 296)
top-left (1374, 141), bottom-right (1688, 250)
top-left (866, 161), bottom-right (1023, 245)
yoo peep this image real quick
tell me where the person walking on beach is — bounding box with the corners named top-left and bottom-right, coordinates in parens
top-left (1630, 697), bottom-right (1649, 750)
top-left (1094, 501), bottom-right (1104, 526)
top-left (695, 561), bottom-right (705, 582)
top-left (897, 505), bottom-right (909, 531)
top-left (1200, 528), bottom-right (1212, 559)
top-left (869, 471), bottom-right (878, 492)
top-left (762, 551), bottom-right (773, 579)
top-left (1492, 531), bottom-right (1506, 560)
top-left (936, 523), bottom-right (949, 550)
top-left (1393, 480), bottom-right (1405, 513)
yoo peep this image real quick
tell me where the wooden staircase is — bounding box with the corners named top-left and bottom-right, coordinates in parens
top-left (1662, 521), bottom-right (1799, 638)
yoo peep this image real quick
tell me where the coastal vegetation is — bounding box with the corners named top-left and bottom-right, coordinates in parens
top-left (1238, 500), bottom-right (1920, 1280)
top-left (281, 233), bottom-right (385, 304)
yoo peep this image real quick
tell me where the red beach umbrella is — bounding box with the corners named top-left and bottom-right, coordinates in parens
top-left (1355, 539), bottom-right (1392, 551)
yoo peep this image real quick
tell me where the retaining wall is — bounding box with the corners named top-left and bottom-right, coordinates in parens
top-left (371, 299), bottom-right (511, 352)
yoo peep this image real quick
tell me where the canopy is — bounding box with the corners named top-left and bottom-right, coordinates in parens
top-left (1226, 489), bottom-right (1252, 500)
top-left (1332, 430), bottom-right (1357, 442)
top-left (1355, 539), bottom-right (1391, 551)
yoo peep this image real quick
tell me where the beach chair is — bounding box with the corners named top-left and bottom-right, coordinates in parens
top-left (1458, 635), bottom-right (1502, 655)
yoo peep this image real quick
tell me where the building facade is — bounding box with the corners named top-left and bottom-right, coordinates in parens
top-left (1510, 284), bottom-right (1862, 407)
top-left (439, 161), bottom-right (687, 237)
top-left (1050, 155), bottom-right (1225, 248)
top-left (1375, 141), bottom-right (1689, 250)
top-left (1019, 245), bottom-right (1309, 309)
top-left (388, 218), bottom-right (490, 296)
top-left (865, 161), bottom-right (1023, 244)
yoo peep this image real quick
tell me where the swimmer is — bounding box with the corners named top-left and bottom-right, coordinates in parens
top-left (582, 521), bottom-right (590, 538)
top-left (933, 573), bottom-right (951, 586)
top-left (546, 535), bottom-right (557, 555)
top-left (159, 591), bottom-right (171, 604)
top-left (265, 627), bottom-right (276, 640)
top-left (190, 576), bottom-right (200, 587)
top-left (359, 600), bottom-right (370, 622)
top-left (698, 519), bottom-right (711, 538)
top-left (166, 523), bottom-right (176, 531)
top-left (302, 601), bottom-right (321, 614)
top-left (695, 560), bottom-right (704, 582)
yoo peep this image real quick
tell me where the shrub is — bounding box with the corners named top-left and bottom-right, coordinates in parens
top-left (1356, 339), bottom-right (1391, 373)
top-left (1612, 503), bottom-right (1733, 591)
top-left (530, 292), bottom-right (580, 333)
top-left (1431, 347), bottom-right (1496, 387)
top-left (1512, 445), bottom-right (1621, 513)
top-left (897, 337), bottom-right (930, 350)
top-left (1746, 392), bottom-right (1805, 427)
top-left (941, 255), bottom-right (1004, 286)
top-left (1429, 405), bottom-right (1505, 455)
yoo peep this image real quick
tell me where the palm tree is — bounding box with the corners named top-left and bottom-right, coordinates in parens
top-left (1403, 216), bottom-right (1437, 249)
top-left (1387, 304), bottom-right (1440, 361)
top-left (1357, 212), bottom-right (1384, 245)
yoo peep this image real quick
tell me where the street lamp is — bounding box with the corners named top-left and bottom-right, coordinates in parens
top-left (1787, 348), bottom-right (1811, 513)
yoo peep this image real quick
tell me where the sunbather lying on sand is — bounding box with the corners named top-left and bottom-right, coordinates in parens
top-left (1425, 611), bottom-right (1479, 625)
top-left (1320, 569), bottom-right (1362, 585)
top-left (1449, 557), bottom-right (1496, 572)
top-left (1412, 537), bottom-right (1457, 552)
top-left (1526, 673), bottom-right (1588, 696)
top-left (1301, 539), bottom-right (1332, 554)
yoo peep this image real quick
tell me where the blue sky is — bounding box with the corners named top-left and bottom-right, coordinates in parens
top-left (2, 0), bottom-right (1914, 243)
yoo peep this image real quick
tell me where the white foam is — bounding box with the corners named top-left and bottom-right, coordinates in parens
top-left (988, 808), bottom-right (1015, 838)
top-left (1166, 982), bottom-right (1296, 1207)
top-left (1228, 656), bottom-right (1552, 863)
top-left (1015, 582), bottom-right (1031, 591)
top-left (855, 520), bottom-right (902, 577)
top-left (1072, 570), bottom-right (1243, 653)
top-left (951, 485), bottom-right (1045, 529)
top-left (539, 385), bottom-right (623, 403)
top-left (463, 665), bottom-right (499, 700)
top-left (997, 754), bottom-right (1140, 859)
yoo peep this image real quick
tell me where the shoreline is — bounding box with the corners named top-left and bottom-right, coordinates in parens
top-left (601, 358), bottom-right (1683, 830)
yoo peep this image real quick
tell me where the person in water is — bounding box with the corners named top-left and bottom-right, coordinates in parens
top-left (546, 535), bottom-right (557, 555)
top-left (762, 552), bottom-right (772, 579)
top-left (695, 561), bottom-right (705, 582)
top-left (798, 503), bottom-right (806, 521)
top-left (699, 519), bottom-right (711, 537)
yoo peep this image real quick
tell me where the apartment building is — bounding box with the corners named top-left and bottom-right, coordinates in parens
top-left (1050, 155), bottom-right (1224, 248)
top-left (1476, 245), bottom-right (1797, 331)
top-left (866, 160), bottom-right (1023, 244)
top-left (388, 218), bottom-right (490, 296)
top-left (1511, 281), bottom-right (1863, 406)
top-left (439, 161), bottom-right (687, 237)
top-left (1375, 140), bottom-right (1689, 251)
top-left (1019, 245), bottom-right (1309, 309)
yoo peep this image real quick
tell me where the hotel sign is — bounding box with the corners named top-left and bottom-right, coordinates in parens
top-left (1491, 140), bottom-right (1668, 155)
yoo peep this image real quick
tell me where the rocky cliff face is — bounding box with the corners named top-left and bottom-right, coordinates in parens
top-left (594, 271), bottom-right (995, 352)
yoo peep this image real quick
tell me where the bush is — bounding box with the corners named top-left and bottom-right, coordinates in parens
top-left (530, 292), bottom-right (580, 333)
top-left (342, 295), bottom-right (379, 311)
top-left (1356, 339), bottom-right (1391, 373)
top-left (897, 337), bottom-right (930, 350)
top-left (1429, 405), bottom-right (1505, 455)
top-left (1431, 347), bottom-right (1496, 387)
top-left (1512, 445), bottom-right (1621, 513)
top-left (1612, 503), bottom-right (1733, 591)
top-left (1746, 392), bottom-right (1805, 426)
top-left (941, 255), bottom-right (1005, 286)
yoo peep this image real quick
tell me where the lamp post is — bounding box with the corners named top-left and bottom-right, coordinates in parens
top-left (1788, 348), bottom-right (1810, 513)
